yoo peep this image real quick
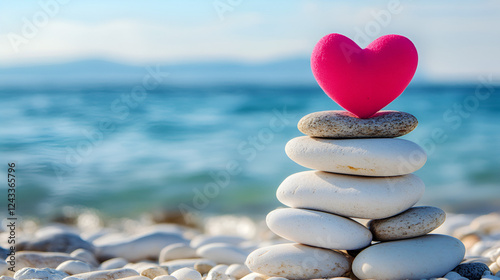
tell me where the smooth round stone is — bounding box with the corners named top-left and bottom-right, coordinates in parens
top-left (14, 267), bottom-right (69, 280)
top-left (352, 234), bottom-right (465, 280)
top-left (368, 206), bottom-right (446, 241)
top-left (266, 208), bottom-right (372, 250)
top-left (277, 171), bottom-right (425, 219)
top-left (171, 267), bottom-right (202, 280)
top-left (285, 136), bottom-right (426, 176)
top-left (56, 260), bottom-right (92, 275)
top-left (245, 243), bottom-right (350, 279)
top-left (196, 243), bottom-right (247, 264)
top-left (298, 110), bottom-right (418, 138)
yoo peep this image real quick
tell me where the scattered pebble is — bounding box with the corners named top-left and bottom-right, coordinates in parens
top-left (239, 272), bottom-right (268, 280)
top-left (95, 231), bottom-right (188, 262)
top-left (13, 267), bottom-right (69, 280)
top-left (205, 265), bottom-right (230, 280)
top-left (162, 259), bottom-right (216, 273)
top-left (141, 266), bottom-right (169, 279)
top-left (194, 260), bottom-right (214, 275)
top-left (444, 271), bottom-right (468, 280)
top-left (225, 264), bottom-right (251, 279)
top-left (191, 235), bottom-right (246, 249)
top-left (13, 251), bottom-right (79, 275)
top-left (19, 232), bottom-right (94, 254)
top-left (453, 263), bottom-right (491, 280)
top-left (99, 257), bottom-right (128, 270)
top-left (197, 243), bottom-right (247, 264)
top-left (160, 243), bottom-right (198, 263)
top-left (56, 260), bottom-right (92, 275)
top-left (153, 276), bottom-right (178, 280)
top-left (171, 267), bottom-right (202, 280)
top-left (70, 268), bottom-right (139, 280)
top-left (70, 249), bottom-right (99, 267)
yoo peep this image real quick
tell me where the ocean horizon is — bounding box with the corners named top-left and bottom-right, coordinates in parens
top-left (1, 79), bottom-right (499, 221)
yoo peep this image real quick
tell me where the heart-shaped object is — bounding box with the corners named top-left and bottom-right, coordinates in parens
top-left (311, 33), bottom-right (418, 118)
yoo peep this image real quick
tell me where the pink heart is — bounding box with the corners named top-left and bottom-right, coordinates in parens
top-left (311, 33), bottom-right (418, 118)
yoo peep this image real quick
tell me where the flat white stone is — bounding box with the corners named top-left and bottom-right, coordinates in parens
top-left (285, 136), bottom-right (426, 176)
top-left (245, 243), bottom-right (350, 280)
top-left (94, 231), bottom-right (188, 262)
top-left (368, 206), bottom-right (446, 241)
top-left (277, 171), bottom-right (425, 219)
top-left (153, 276), bottom-right (178, 280)
top-left (197, 243), bottom-right (248, 264)
top-left (266, 208), bottom-right (372, 250)
top-left (161, 259), bottom-right (216, 273)
top-left (99, 258), bottom-right (128, 270)
top-left (69, 268), bottom-right (139, 280)
top-left (206, 265), bottom-right (230, 280)
top-left (14, 267), bottom-right (69, 280)
top-left (191, 235), bottom-right (246, 249)
top-left (56, 260), bottom-right (92, 275)
top-left (239, 273), bottom-right (268, 280)
top-left (170, 268), bottom-right (202, 280)
top-left (159, 243), bottom-right (198, 263)
top-left (352, 234), bottom-right (465, 280)
top-left (226, 264), bottom-right (251, 279)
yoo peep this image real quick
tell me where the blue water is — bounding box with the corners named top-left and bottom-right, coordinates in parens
top-left (1, 84), bottom-right (499, 219)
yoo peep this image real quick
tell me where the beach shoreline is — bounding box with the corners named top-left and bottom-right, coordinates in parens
top-left (2, 210), bottom-right (500, 279)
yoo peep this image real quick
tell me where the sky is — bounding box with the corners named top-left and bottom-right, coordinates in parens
top-left (0, 0), bottom-right (499, 82)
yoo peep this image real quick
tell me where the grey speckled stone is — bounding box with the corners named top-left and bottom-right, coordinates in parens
top-left (298, 110), bottom-right (418, 138)
top-left (452, 262), bottom-right (490, 280)
top-left (368, 206), bottom-right (446, 241)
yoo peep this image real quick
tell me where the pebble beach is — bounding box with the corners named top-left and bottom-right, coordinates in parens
top-left (1, 211), bottom-right (500, 280)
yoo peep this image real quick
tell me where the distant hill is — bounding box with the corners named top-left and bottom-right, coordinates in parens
top-left (0, 58), bottom-right (432, 87)
top-left (0, 58), bottom-right (320, 87)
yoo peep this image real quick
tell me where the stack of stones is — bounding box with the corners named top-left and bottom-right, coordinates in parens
top-left (246, 110), bottom-right (466, 280)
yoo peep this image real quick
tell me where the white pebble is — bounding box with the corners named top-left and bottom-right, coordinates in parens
top-left (99, 258), bottom-right (128, 270)
top-left (191, 235), bottom-right (246, 249)
top-left (171, 268), bottom-right (202, 280)
top-left (266, 278), bottom-right (288, 280)
top-left (70, 249), bottom-right (98, 267)
top-left (0, 276), bottom-right (15, 280)
top-left (115, 277), bottom-right (151, 280)
top-left (444, 271), bottom-right (469, 280)
top-left (154, 276), bottom-right (178, 280)
top-left (141, 266), bottom-right (169, 278)
top-left (225, 264), bottom-right (251, 279)
top-left (14, 267), bottom-right (69, 280)
top-left (162, 259), bottom-right (216, 273)
top-left (160, 243), bottom-right (198, 263)
top-left (57, 260), bottom-right (92, 275)
top-left (206, 265), bottom-right (230, 280)
top-left (197, 243), bottom-right (247, 264)
top-left (481, 275), bottom-right (500, 280)
top-left (69, 268), bottom-right (139, 279)
top-left (239, 273), bottom-right (268, 280)
top-left (490, 262), bottom-right (500, 275)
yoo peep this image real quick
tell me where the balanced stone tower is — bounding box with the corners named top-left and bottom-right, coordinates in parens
top-left (245, 34), bottom-right (466, 280)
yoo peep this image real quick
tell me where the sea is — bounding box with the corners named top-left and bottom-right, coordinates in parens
top-left (1, 82), bottom-right (499, 221)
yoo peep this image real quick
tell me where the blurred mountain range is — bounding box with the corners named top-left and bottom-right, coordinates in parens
top-left (0, 58), bottom-right (430, 87)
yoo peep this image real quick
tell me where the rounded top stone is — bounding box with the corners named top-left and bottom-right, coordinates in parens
top-left (298, 110), bottom-right (418, 138)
